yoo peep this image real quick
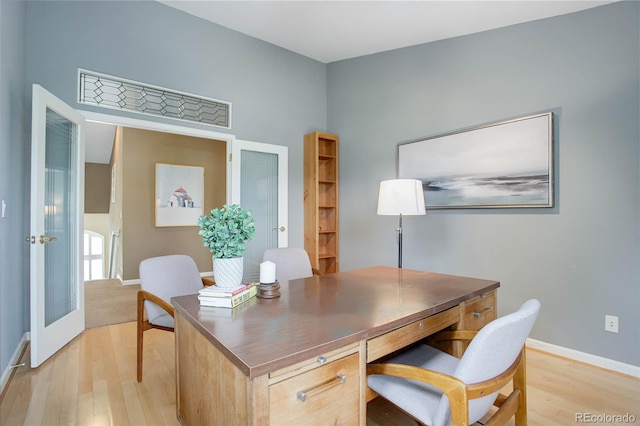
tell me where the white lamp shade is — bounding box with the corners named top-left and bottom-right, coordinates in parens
top-left (377, 179), bottom-right (426, 215)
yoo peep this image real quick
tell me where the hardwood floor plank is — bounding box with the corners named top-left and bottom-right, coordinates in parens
top-left (121, 380), bottom-right (146, 426)
top-left (140, 329), bottom-right (179, 426)
top-left (110, 321), bottom-right (136, 382)
top-left (76, 391), bottom-right (94, 426)
top-left (92, 379), bottom-right (114, 426)
top-left (59, 337), bottom-right (80, 425)
top-left (91, 327), bottom-right (109, 383)
top-left (77, 330), bottom-right (94, 397)
top-left (101, 331), bottom-right (130, 426)
top-left (43, 341), bottom-right (72, 424)
top-left (21, 376), bottom-right (49, 426)
top-left (2, 322), bottom-right (638, 426)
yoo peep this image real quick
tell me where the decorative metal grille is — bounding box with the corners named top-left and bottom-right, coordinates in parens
top-left (78, 70), bottom-right (231, 128)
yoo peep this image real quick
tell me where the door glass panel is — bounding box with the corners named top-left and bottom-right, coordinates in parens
top-left (240, 150), bottom-right (278, 282)
top-left (44, 108), bottom-right (78, 326)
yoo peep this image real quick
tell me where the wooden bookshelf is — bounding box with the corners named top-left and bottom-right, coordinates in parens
top-left (304, 131), bottom-right (339, 275)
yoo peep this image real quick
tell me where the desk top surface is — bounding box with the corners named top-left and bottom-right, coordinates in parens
top-left (172, 266), bottom-right (499, 378)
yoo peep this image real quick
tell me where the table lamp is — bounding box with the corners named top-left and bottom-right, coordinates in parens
top-left (377, 179), bottom-right (426, 268)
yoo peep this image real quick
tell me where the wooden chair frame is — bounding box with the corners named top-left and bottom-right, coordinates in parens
top-left (137, 277), bottom-right (214, 382)
top-left (367, 330), bottom-right (528, 426)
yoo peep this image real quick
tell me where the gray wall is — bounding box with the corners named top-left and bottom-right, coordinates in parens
top-left (328, 1), bottom-right (639, 366)
top-left (0, 0), bottom-right (29, 376)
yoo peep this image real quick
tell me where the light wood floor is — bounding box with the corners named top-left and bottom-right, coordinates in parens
top-left (1, 321), bottom-right (638, 425)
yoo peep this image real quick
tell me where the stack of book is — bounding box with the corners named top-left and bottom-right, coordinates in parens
top-left (198, 282), bottom-right (257, 308)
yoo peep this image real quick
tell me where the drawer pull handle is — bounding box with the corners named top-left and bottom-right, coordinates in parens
top-left (317, 356), bottom-right (327, 364)
top-left (296, 373), bottom-right (346, 402)
top-left (473, 306), bottom-right (494, 318)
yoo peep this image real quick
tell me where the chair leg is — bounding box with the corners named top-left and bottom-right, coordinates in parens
top-left (137, 323), bottom-right (143, 382)
top-left (137, 293), bottom-right (144, 382)
top-left (514, 348), bottom-right (528, 426)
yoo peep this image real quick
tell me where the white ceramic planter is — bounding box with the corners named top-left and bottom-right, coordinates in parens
top-left (213, 257), bottom-right (244, 288)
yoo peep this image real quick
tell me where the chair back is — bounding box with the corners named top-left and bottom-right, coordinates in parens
top-left (434, 299), bottom-right (541, 425)
top-left (139, 255), bottom-right (203, 324)
top-left (262, 248), bottom-right (313, 281)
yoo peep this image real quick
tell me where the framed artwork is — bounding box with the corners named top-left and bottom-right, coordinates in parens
top-left (399, 112), bottom-right (554, 209)
top-left (155, 163), bottom-right (204, 227)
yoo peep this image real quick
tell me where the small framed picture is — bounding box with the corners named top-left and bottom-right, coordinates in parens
top-left (155, 163), bottom-right (204, 227)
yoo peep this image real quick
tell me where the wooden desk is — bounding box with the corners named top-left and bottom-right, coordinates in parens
top-left (172, 266), bottom-right (499, 425)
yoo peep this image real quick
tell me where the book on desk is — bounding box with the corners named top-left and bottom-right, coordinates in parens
top-left (199, 296), bottom-right (258, 319)
top-left (198, 283), bottom-right (257, 308)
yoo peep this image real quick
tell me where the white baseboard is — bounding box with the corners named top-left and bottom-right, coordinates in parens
top-left (527, 338), bottom-right (640, 378)
top-left (1, 332), bottom-right (29, 396)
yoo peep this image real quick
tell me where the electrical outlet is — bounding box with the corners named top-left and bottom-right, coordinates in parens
top-left (605, 315), bottom-right (619, 333)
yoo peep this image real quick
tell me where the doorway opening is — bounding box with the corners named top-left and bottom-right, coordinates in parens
top-left (83, 230), bottom-right (104, 280)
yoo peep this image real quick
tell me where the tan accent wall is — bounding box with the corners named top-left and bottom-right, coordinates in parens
top-left (85, 163), bottom-right (111, 213)
top-left (121, 127), bottom-right (226, 280)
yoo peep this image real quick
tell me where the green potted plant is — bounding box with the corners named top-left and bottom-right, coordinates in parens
top-left (198, 204), bottom-right (256, 288)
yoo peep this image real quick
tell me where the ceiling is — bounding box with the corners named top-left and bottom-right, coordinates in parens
top-left (86, 121), bottom-right (117, 164)
top-left (86, 0), bottom-right (614, 163)
top-left (158, 0), bottom-right (614, 63)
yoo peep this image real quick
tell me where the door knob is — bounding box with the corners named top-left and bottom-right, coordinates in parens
top-left (272, 226), bottom-right (285, 232)
top-left (39, 235), bottom-right (58, 244)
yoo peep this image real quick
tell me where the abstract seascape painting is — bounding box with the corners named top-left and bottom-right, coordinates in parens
top-left (399, 112), bottom-right (554, 209)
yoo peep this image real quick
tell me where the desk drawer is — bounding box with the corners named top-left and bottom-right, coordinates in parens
top-left (269, 353), bottom-right (359, 426)
top-left (367, 307), bottom-right (459, 362)
top-left (463, 291), bottom-right (496, 330)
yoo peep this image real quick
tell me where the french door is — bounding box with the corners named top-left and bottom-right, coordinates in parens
top-left (231, 140), bottom-right (288, 281)
top-left (29, 85), bottom-right (85, 367)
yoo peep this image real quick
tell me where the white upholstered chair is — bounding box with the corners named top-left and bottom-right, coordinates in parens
top-left (367, 299), bottom-right (541, 426)
top-left (137, 254), bottom-right (213, 382)
top-left (262, 247), bottom-right (320, 281)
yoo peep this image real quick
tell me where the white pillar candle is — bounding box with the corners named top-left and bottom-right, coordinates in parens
top-left (260, 261), bottom-right (276, 284)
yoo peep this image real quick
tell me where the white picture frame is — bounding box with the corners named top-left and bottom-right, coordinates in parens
top-left (155, 163), bottom-right (204, 227)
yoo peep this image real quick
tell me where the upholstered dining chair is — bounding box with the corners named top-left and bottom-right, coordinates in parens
top-left (262, 247), bottom-right (321, 281)
top-left (137, 254), bottom-right (213, 382)
top-left (367, 299), bottom-right (541, 426)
